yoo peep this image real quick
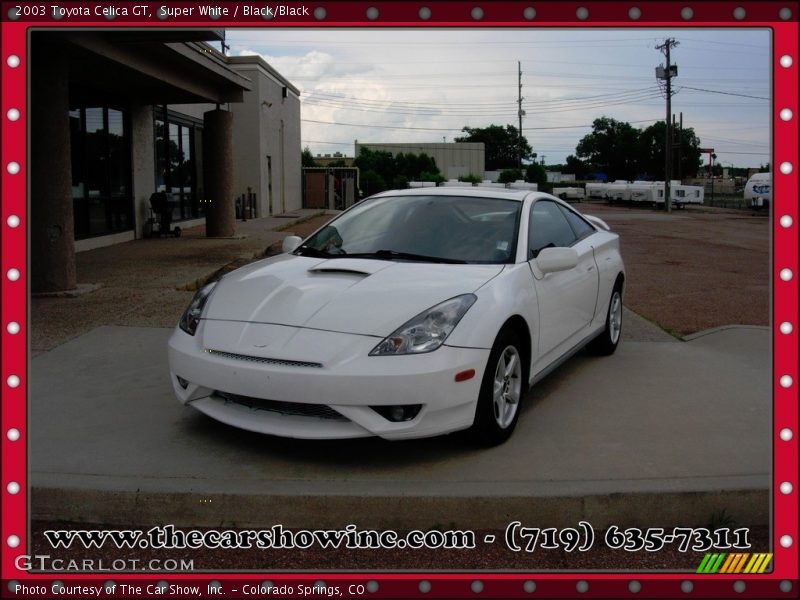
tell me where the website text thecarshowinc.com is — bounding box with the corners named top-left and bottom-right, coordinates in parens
top-left (39, 523), bottom-right (750, 553)
top-left (41, 524), bottom-right (477, 551)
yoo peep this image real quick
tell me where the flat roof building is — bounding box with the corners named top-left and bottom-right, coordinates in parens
top-left (30, 31), bottom-right (301, 293)
top-left (354, 142), bottom-right (485, 181)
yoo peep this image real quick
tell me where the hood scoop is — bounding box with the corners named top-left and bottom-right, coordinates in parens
top-left (307, 258), bottom-right (394, 277)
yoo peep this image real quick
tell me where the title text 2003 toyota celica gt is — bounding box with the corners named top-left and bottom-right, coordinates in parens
top-left (168, 188), bottom-right (625, 445)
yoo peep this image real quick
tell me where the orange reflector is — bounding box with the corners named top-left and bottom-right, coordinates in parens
top-left (454, 369), bottom-right (475, 382)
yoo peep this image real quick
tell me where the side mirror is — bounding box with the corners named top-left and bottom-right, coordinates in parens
top-left (281, 235), bottom-right (303, 254)
top-left (536, 247), bottom-right (579, 274)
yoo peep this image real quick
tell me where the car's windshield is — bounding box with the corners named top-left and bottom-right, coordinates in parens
top-left (297, 195), bottom-right (521, 264)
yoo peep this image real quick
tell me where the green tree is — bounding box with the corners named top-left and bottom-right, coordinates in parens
top-left (564, 155), bottom-right (589, 178)
top-left (395, 152), bottom-right (440, 181)
top-left (636, 120), bottom-right (702, 180)
top-left (498, 169), bottom-right (524, 184)
top-left (420, 171), bottom-right (446, 184)
top-left (455, 124), bottom-right (533, 171)
top-left (355, 148), bottom-right (444, 188)
top-left (392, 174), bottom-right (410, 189)
top-left (458, 173), bottom-right (482, 184)
top-left (301, 146), bottom-right (317, 168)
top-left (525, 162), bottom-right (548, 187)
top-left (576, 117), bottom-right (640, 180)
top-left (354, 147), bottom-right (397, 185)
top-left (359, 169), bottom-right (387, 196)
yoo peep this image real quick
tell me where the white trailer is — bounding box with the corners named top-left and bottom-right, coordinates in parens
top-left (440, 180), bottom-right (474, 187)
top-left (585, 182), bottom-right (607, 199)
top-left (744, 172), bottom-right (771, 208)
top-left (478, 182), bottom-right (507, 189)
top-left (507, 180), bottom-right (538, 191)
top-left (552, 186), bottom-right (585, 201)
top-left (628, 181), bottom-right (661, 204)
top-left (672, 184), bottom-right (704, 206)
top-left (604, 181), bottom-right (632, 202)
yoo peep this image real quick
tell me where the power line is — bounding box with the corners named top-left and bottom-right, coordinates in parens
top-left (679, 86), bottom-right (769, 100)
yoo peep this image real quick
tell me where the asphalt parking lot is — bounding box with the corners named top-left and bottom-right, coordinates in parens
top-left (28, 205), bottom-right (772, 532)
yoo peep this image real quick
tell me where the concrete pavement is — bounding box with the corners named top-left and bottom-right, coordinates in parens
top-left (29, 323), bottom-right (770, 530)
top-left (27, 209), bottom-right (770, 531)
top-left (30, 210), bottom-right (329, 354)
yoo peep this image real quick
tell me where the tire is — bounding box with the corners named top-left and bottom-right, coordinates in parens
top-left (588, 282), bottom-right (623, 356)
top-left (173, 227), bottom-right (182, 238)
top-left (470, 329), bottom-right (526, 446)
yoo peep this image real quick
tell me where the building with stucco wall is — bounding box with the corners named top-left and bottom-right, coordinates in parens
top-left (354, 142), bottom-right (485, 180)
top-left (30, 31), bottom-right (302, 294)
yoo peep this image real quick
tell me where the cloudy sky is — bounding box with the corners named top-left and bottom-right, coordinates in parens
top-left (225, 28), bottom-right (770, 168)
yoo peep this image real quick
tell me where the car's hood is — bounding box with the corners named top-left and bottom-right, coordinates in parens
top-left (203, 254), bottom-right (503, 336)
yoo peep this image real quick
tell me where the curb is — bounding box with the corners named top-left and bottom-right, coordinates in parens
top-left (683, 325), bottom-right (770, 342)
top-left (32, 487), bottom-right (768, 530)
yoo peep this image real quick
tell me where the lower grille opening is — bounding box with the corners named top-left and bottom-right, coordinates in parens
top-left (214, 391), bottom-right (348, 421)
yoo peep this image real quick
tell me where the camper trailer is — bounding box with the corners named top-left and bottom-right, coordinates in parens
top-left (744, 172), bottom-right (771, 209)
top-left (552, 187), bottom-right (585, 202)
top-left (604, 181), bottom-right (632, 203)
top-left (507, 180), bottom-right (538, 191)
top-left (628, 181), bottom-right (662, 204)
top-left (672, 184), bottom-right (704, 207)
top-left (585, 182), bottom-right (606, 199)
top-left (440, 180), bottom-right (474, 187)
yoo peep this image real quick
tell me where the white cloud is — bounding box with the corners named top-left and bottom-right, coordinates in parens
top-left (228, 29), bottom-right (770, 165)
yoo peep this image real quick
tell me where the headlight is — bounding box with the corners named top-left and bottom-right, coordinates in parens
top-left (179, 281), bottom-right (217, 336)
top-left (370, 294), bottom-right (477, 356)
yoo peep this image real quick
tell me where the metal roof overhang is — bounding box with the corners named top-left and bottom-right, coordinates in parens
top-left (43, 31), bottom-right (252, 105)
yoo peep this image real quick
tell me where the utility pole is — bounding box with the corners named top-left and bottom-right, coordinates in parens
top-left (518, 61), bottom-right (524, 171)
top-left (677, 113), bottom-right (683, 183)
top-left (656, 38), bottom-right (679, 212)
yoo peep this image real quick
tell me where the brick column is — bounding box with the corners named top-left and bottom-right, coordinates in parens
top-left (31, 43), bottom-right (76, 292)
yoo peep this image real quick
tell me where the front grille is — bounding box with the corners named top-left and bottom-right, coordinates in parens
top-left (214, 391), bottom-right (348, 421)
top-left (205, 349), bottom-right (322, 369)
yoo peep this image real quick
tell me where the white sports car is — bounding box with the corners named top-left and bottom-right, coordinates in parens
top-left (168, 188), bottom-right (625, 445)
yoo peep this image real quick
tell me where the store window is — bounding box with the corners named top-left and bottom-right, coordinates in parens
top-left (70, 105), bottom-right (132, 239)
top-left (153, 108), bottom-right (204, 221)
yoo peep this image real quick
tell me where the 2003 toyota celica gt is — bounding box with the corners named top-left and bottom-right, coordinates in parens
top-left (168, 188), bottom-right (625, 445)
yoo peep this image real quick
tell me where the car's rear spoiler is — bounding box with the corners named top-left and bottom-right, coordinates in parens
top-left (584, 214), bottom-right (611, 231)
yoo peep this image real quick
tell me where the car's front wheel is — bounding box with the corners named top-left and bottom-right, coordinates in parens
top-left (471, 329), bottom-right (526, 446)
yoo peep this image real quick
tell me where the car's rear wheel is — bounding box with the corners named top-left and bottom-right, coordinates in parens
top-left (588, 282), bottom-right (623, 356)
top-left (471, 329), bottom-right (525, 446)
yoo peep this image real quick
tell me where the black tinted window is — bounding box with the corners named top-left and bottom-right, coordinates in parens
top-left (528, 200), bottom-right (578, 258)
top-left (558, 204), bottom-right (595, 240)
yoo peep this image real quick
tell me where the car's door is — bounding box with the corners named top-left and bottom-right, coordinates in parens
top-left (527, 199), bottom-right (600, 362)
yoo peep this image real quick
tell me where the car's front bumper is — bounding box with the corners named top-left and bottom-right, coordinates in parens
top-left (167, 320), bottom-right (490, 440)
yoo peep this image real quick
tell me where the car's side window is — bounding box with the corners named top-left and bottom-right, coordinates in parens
top-left (557, 204), bottom-right (595, 241)
top-left (528, 200), bottom-right (579, 258)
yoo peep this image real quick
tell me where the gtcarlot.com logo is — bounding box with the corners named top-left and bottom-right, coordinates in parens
top-left (15, 554), bottom-right (194, 571)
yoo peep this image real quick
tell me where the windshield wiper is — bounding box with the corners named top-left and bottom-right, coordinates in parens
top-left (346, 250), bottom-right (467, 264)
top-left (294, 246), bottom-right (331, 258)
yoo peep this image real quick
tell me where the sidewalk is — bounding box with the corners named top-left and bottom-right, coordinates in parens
top-left (30, 210), bottom-right (334, 354)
